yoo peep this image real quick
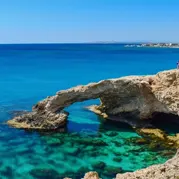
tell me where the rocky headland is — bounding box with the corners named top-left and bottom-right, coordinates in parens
top-left (8, 69), bottom-right (179, 144)
top-left (140, 43), bottom-right (179, 48)
top-left (8, 69), bottom-right (179, 130)
top-left (125, 43), bottom-right (179, 48)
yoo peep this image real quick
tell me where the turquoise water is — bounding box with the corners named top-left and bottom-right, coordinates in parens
top-left (0, 44), bottom-right (178, 179)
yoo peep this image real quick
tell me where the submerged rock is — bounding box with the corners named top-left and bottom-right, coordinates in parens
top-left (113, 157), bottom-right (122, 163)
top-left (74, 138), bottom-right (107, 146)
top-left (112, 149), bottom-right (122, 156)
top-left (89, 151), bottom-right (101, 157)
top-left (103, 166), bottom-right (123, 176)
top-left (113, 140), bottom-right (122, 147)
top-left (116, 150), bottom-right (179, 179)
top-left (0, 166), bottom-right (13, 178)
top-left (105, 131), bottom-right (118, 137)
top-left (135, 138), bottom-right (149, 145)
top-left (65, 147), bottom-right (80, 156)
top-left (30, 168), bottom-right (60, 179)
top-left (79, 150), bottom-right (179, 179)
top-left (84, 146), bottom-right (95, 151)
top-left (78, 167), bottom-right (90, 175)
top-left (92, 161), bottom-right (106, 169)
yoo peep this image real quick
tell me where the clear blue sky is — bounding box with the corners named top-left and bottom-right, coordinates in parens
top-left (1, 0), bottom-right (179, 43)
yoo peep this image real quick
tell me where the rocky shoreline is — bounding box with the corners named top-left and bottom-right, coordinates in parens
top-left (125, 43), bottom-right (179, 48)
top-left (7, 69), bottom-right (179, 178)
top-left (116, 149), bottom-right (179, 179)
top-left (8, 69), bottom-right (179, 144)
top-left (71, 150), bottom-right (179, 179)
top-left (8, 69), bottom-right (179, 129)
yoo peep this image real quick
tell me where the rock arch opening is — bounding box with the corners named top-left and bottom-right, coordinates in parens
top-left (8, 69), bottom-right (179, 135)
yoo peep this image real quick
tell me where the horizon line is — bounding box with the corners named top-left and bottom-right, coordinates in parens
top-left (0, 41), bottom-right (178, 45)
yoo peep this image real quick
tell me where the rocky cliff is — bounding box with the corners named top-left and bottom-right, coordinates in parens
top-left (8, 69), bottom-right (179, 130)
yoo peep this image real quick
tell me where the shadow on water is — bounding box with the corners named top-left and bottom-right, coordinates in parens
top-left (37, 113), bottom-right (136, 137)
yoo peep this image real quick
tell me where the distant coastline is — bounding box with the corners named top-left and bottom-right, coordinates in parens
top-left (125, 43), bottom-right (179, 48)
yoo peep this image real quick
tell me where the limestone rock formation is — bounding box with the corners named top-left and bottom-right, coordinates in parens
top-left (8, 111), bottom-right (68, 130)
top-left (8, 69), bottom-right (179, 129)
top-left (83, 171), bottom-right (100, 179)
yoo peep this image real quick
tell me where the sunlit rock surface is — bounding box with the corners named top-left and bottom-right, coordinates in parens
top-left (83, 171), bottom-right (100, 179)
top-left (8, 69), bottom-right (179, 129)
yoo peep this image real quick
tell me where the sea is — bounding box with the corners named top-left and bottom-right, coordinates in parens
top-left (0, 44), bottom-right (179, 179)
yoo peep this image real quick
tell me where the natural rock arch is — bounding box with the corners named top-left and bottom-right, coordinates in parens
top-left (8, 69), bottom-right (179, 130)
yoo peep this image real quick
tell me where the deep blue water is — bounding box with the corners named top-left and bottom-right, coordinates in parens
top-left (0, 44), bottom-right (178, 179)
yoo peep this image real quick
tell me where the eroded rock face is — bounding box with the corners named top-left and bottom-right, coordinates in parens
top-left (8, 111), bottom-right (68, 130)
top-left (8, 69), bottom-right (179, 129)
top-left (83, 171), bottom-right (100, 179)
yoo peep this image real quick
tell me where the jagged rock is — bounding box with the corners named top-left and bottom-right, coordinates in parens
top-left (8, 69), bottom-right (179, 129)
top-left (83, 171), bottom-right (100, 179)
top-left (116, 150), bottom-right (179, 179)
top-left (167, 133), bottom-right (179, 146)
top-left (8, 111), bottom-right (68, 130)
